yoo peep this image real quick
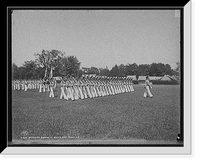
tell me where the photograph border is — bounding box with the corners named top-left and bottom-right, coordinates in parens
top-left (2, 2), bottom-right (192, 156)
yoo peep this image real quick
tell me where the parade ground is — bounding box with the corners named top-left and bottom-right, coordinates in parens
top-left (12, 85), bottom-right (181, 145)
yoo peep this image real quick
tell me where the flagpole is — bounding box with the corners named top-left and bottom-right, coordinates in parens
top-left (49, 66), bottom-right (53, 78)
top-left (44, 66), bottom-right (48, 79)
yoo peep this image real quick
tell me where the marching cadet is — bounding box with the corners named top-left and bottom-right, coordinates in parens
top-left (105, 78), bottom-right (111, 96)
top-left (64, 77), bottom-right (74, 101)
top-left (79, 77), bottom-right (88, 99)
top-left (103, 77), bottom-right (109, 96)
top-left (98, 78), bottom-right (105, 97)
top-left (21, 80), bottom-right (25, 90)
top-left (98, 77), bottom-right (104, 97)
top-left (27, 80), bottom-right (30, 90)
top-left (49, 78), bottom-right (55, 98)
top-left (17, 80), bottom-right (20, 90)
top-left (21, 80), bottom-right (24, 90)
top-left (65, 78), bottom-right (73, 101)
top-left (71, 78), bottom-right (79, 100)
top-left (13, 80), bottom-right (16, 90)
top-left (93, 77), bottom-right (101, 97)
top-left (129, 78), bottom-right (135, 92)
top-left (42, 78), bottom-right (46, 92)
top-left (34, 80), bottom-right (37, 89)
top-left (84, 77), bottom-right (92, 98)
top-left (110, 78), bottom-right (115, 94)
top-left (39, 79), bottom-right (43, 93)
top-left (14, 80), bottom-right (18, 90)
top-left (144, 76), bottom-right (153, 98)
top-left (60, 79), bottom-right (67, 99)
top-left (71, 78), bottom-right (77, 100)
top-left (77, 78), bottom-right (83, 99)
top-left (24, 80), bottom-right (28, 91)
top-left (84, 77), bottom-right (93, 98)
top-left (64, 79), bottom-right (70, 100)
top-left (37, 80), bottom-right (39, 89)
top-left (77, 79), bottom-right (85, 100)
top-left (91, 77), bottom-right (98, 98)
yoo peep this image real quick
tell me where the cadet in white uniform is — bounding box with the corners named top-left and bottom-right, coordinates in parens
top-left (49, 78), bottom-right (55, 98)
top-left (144, 76), bottom-right (153, 98)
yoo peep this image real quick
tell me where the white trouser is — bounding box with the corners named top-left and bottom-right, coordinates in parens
top-left (49, 87), bottom-right (54, 98)
top-left (144, 86), bottom-right (153, 97)
top-left (60, 87), bottom-right (67, 99)
top-left (39, 84), bottom-right (42, 92)
top-left (24, 84), bottom-right (28, 91)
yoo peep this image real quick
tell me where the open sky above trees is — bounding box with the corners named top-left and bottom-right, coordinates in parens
top-left (12, 10), bottom-right (180, 70)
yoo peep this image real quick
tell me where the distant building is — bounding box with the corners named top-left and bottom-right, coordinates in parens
top-left (149, 76), bottom-right (162, 80)
top-left (138, 76), bottom-right (146, 84)
top-left (138, 76), bottom-right (146, 81)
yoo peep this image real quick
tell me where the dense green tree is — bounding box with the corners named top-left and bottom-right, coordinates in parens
top-left (99, 67), bottom-right (110, 76)
top-left (110, 65), bottom-right (119, 77)
top-left (125, 63), bottom-right (138, 75)
top-left (137, 64), bottom-right (151, 76)
top-left (88, 67), bottom-right (99, 75)
top-left (149, 63), bottom-right (173, 76)
top-left (12, 63), bottom-right (20, 79)
top-left (22, 60), bottom-right (38, 79)
top-left (118, 64), bottom-right (126, 77)
top-left (58, 56), bottom-right (81, 77)
top-left (34, 49), bottom-right (63, 78)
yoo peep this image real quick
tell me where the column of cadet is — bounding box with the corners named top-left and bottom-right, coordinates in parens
top-left (59, 76), bottom-right (135, 101)
top-left (12, 79), bottom-right (56, 93)
top-left (12, 76), bottom-right (135, 100)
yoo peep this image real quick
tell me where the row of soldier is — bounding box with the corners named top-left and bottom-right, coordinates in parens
top-left (59, 76), bottom-right (135, 101)
top-left (12, 79), bottom-right (56, 92)
top-left (12, 80), bottom-right (41, 91)
top-left (12, 76), bottom-right (135, 100)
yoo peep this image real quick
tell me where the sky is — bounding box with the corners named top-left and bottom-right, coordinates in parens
top-left (12, 9), bottom-right (180, 70)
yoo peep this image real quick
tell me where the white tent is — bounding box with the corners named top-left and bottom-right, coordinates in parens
top-left (138, 76), bottom-right (146, 81)
top-left (160, 75), bottom-right (173, 81)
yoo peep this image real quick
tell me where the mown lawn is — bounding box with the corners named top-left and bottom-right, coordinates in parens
top-left (12, 85), bottom-right (180, 144)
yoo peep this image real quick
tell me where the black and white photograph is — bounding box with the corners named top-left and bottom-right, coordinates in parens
top-left (5, 2), bottom-right (192, 155)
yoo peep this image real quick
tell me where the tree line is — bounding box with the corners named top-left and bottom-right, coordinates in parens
top-left (12, 49), bottom-right (180, 80)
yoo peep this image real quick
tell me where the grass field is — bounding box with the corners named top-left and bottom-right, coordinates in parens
top-left (12, 84), bottom-right (181, 144)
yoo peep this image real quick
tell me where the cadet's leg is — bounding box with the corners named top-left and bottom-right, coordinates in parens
top-left (147, 86), bottom-right (153, 98)
top-left (143, 88), bottom-right (147, 97)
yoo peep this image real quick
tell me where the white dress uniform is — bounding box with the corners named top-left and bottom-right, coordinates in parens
top-left (80, 80), bottom-right (88, 99)
top-left (85, 80), bottom-right (93, 98)
top-left (49, 80), bottom-right (55, 98)
top-left (39, 80), bottom-right (43, 93)
top-left (144, 79), bottom-right (153, 98)
top-left (65, 79), bottom-right (75, 101)
top-left (77, 82), bottom-right (84, 100)
top-left (24, 81), bottom-right (28, 91)
top-left (60, 80), bottom-right (67, 99)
